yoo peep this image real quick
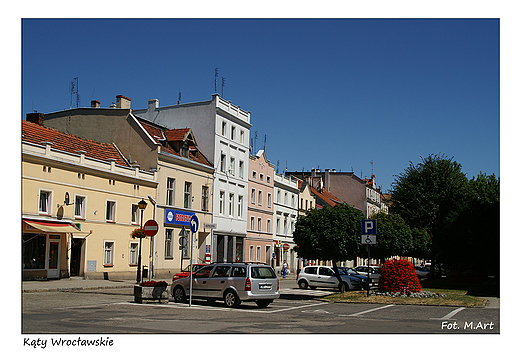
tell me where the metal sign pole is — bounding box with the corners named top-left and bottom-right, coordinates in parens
top-left (189, 228), bottom-right (193, 307)
top-left (367, 244), bottom-right (370, 297)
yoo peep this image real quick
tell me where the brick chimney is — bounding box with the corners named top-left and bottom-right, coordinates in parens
top-left (26, 112), bottom-right (44, 125)
top-left (91, 100), bottom-right (101, 108)
top-left (116, 95), bottom-right (131, 109)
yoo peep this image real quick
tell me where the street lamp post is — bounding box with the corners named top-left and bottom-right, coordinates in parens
top-left (136, 198), bottom-right (147, 283)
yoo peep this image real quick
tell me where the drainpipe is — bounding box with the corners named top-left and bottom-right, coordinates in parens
top-left (148, 195), bottom-right (157, 280)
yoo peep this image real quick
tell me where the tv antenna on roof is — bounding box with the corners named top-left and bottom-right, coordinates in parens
top-left (70, 77), bottom-right (79, 108)
top-left (214, 68), bottom-right (219, 92)
top-left (221, 77), bottom-right (225, 98)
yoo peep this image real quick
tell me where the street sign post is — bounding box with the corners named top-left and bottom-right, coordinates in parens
top-left (361, 219), bottom-right (377, 297)
top-left (188, 215), bottom-right (199, 307)
top-left (143, 219), bottom-right (159, 237)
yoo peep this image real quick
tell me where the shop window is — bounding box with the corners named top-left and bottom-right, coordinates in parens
top-left (22, 234), bottom-right (46, 269)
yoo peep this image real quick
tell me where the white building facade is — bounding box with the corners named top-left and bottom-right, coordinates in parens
top-left (134, 94), bottom-right (251, 263)
top-left (273, 173), bottom-right (299, 275)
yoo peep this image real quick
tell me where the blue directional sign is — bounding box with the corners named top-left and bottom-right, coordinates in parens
top-left (362, 219), bottom-right (377, 235)
top-left (190, 214), bottom-right (199, 233)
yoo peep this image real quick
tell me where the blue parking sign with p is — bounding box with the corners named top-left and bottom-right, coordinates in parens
top-left (362, 219), bottom-right (377, 235)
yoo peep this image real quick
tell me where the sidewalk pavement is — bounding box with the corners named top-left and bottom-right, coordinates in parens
top-left (22, 275), bottom-right (299, 293)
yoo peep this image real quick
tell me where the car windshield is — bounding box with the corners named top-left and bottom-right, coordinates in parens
top-left (341, 268), bottom-right (359, 275)
top-left (250, 266), bottom-right (276, 279)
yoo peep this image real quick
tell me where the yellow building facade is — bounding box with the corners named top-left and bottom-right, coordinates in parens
top-left (22, 118), bottom-right (157, 280)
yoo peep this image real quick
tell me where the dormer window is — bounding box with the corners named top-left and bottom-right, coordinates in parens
top-left (180, 144), bottom-right (188, 158)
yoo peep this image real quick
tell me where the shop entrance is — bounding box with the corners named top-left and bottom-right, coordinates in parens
top-left (47, 236), bottom-right (60, 279)
top-left (70, 238), bottom-right (84, 276)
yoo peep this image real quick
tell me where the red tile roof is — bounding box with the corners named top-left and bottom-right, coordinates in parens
top-left (22, 120), bottom-right (129, 167)
top-left (137, 119), bottom-right (212, 168)
top-left (164, 128), bottom-right (191, 142)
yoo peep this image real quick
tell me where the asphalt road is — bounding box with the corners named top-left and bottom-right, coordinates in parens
top-left (22, 284), bottom-right (499, 335)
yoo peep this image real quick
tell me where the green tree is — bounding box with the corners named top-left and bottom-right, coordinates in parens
top-left (293, 203), bottom-right (365, 291)
top-left (369, 212), bottom-right (413, 260)
top-left (444, 173), bottom-right (499, 276)
top-left (390, 153), bottom-right (468, 276)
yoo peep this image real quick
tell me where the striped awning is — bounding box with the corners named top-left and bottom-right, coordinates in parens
top-left (23, 220), bottom-right (80, 233)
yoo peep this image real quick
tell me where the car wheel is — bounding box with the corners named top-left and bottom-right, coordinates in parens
top-left (298, 279), bottom-right (308, 289)
top-left (173, 286), bottom-right (186, 303)
top-left (223, 290), bottom-right (241, 308)
top-left (339, 282), bottom-right (349, 293)
top-left (255, 299), bottom-right (272, 308)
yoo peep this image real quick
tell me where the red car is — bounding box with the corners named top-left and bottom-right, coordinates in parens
top-left (172, 264), bottom-right (206, 281)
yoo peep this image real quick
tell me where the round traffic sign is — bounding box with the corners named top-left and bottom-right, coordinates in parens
top-left (190, 215), bottom-right (199, 233)
top-left (143, 219), bottom-right (159, 237)
top-left (283, 243), bottom-right (290, 250)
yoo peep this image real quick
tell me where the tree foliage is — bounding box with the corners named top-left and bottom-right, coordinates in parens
top-left (293, 203), bottom-right (365, 292)
top-left (444, 173), bottom-right (499, 275)
top-left (390, 154), bottom-right (468, 264)
top-left (293, 203), bottom-right (365, 262)
top-left (369, 212), bottom-right (413, 260)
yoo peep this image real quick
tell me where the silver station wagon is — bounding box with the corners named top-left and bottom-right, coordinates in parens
top-left (297, 265), bottom-right (365, 291)
top-left (171, 263), bottom-right (280, 308)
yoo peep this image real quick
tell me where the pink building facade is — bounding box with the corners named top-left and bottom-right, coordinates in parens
top-left (246, 150), bottom-right (275, 266)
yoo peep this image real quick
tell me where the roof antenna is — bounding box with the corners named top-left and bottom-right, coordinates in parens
top-left (214, 68), bottom-right (219, 92)
top-left (221, 77), bottom-right (225, 98)
top-left (178, 90), bottom-right (181, 105)
top-left (70, 77), bottom-right (79, 108)
top-left (263, 134), bottom-right (267, 151)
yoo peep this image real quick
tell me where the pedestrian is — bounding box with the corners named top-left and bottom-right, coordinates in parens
top-left (282, 261), bottom-right (288, 278)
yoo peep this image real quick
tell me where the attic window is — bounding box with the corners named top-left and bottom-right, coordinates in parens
top-left (180, 144), bottom-right (188, 158)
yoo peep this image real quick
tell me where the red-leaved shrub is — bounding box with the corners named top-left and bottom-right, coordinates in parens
top-left (378, 259), bottom-right (421, 294)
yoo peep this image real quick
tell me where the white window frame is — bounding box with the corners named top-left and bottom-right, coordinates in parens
top-left (106, 200), bottom-right (116, 222)
top-left (239, 160), bottom-right (244, 179)
top-left (38, 189), bottom-right (52, 215)
top-left (251, 188), bottom-right (256, 204)
top-left (104, 240), bottom-right (115, 266)
top-left (258, 190), bottom-right (263, 206)
top-left (257, 217), bottom-right (262, 232)
top-left (201, 186), bottom-right (209, 212)
top-left (131, 203), bottom-right (139, 224)
top-left (166, 177), bottom-right (175, 206)
top-left (267, 193), bottom-right (272, 208)
top-left (219, 191), bottom-right (225, 215)
top-left (220, 153), bottom-right (226, 173)
top-left (165, 229), bottom-right (173, 259)
top-left (74, 194), bottom-right (86, 219)
top-left (129, 241), bottom-right (138, 265)
top-left (229, 193), bottom-right (235, 217)
top-left (256, 246), bottom-right (261, 262)
top-left (184, 181), bottom-right (192, 209)
top-left (238, 195), bottom-right (243, 218)
top-left (229, 157), bottom-right (235, 176)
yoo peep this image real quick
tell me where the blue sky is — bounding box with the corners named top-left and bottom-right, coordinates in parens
top-left (22, 18), bottom-right (499, 192)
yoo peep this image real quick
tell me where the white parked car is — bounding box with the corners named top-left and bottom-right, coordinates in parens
top-left (297, 266), bottom-right (364, 292)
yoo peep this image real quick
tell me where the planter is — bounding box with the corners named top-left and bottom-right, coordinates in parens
top-left (134, 285), bottom-right (169, 304)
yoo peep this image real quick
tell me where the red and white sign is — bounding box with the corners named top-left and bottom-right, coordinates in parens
top-left (283, 243), bottom-right (290, 250)
top-left (143, 219), bottom-right (159, 237)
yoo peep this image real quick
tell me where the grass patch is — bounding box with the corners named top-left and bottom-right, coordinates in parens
top-left (325, 287), bottom-right (486, 307)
